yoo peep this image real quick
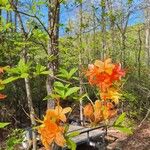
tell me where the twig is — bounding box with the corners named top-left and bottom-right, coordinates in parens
top-left (138, 108), bottom-right (150, 127)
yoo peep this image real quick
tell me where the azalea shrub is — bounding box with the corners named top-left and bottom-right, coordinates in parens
top-left (83, 58), bottom-right (125, 125)
top-left (0, 58), bottom-right (131, 150)
top-left (38, 105), bottom-right (72, 149)
top-left (36, 58), bottom-right (131, 150)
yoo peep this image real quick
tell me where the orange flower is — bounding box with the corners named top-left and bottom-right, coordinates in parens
top-left (110, 64), bottom-right (125, 82)
top-left (94, 58), bottom-right (115, 75)
top-left (100, 87), bottom-right (121, 104)
top-left (103, 104), bottom-right (117, 120)
top-left (83, 103), bottom-right (94, 121)
top-left (38, 120), bottom-right (66, 150)
top-left (46, 106), bottom-right (72, 123)
top-left (0, 67), bottom-right (4, 74)
top-left (0, 93), bottom-right (7, 100)
top-left (84, 100), bottom-right (117, 125)
top-left (86, 59), bottom-right (125, 92)
top-left (38, 106), bottom-right (71, 149)
top-left (93, 100), bottom-right (103, 123)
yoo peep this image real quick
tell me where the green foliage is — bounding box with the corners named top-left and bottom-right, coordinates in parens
top-left (75, 0), bottom-right (83, 4)
top-left (66, 138), bottom-right (77, 150)
top-left (113, 113), bottom-right (133, 135)
top-left (34, 64), bottom-right (52, 76)
top-left (2, 77), bottom-right (20, 84)
top-left (6, 129), bottom-right (24, 150)
top-left (7, 59), bottom-right (31, 78)
top-left (57, 68), bottom-right (78, 80)
top-left (0, 122), bottom-right (10, 128)
top-left (66, 131), bottom-right (80, 150)
top-left (67, 131), bottom-right (80, 138)
top-left (53, 81), bottom-right (80, 100)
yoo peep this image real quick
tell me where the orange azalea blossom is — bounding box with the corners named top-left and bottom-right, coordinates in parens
top-left (38, 120), bottom-right (65, 150)
top-left (94, 58), bottom-right (115, 75)
top-left (83, 103), bottom-right (94, 122)
top-left (46, 106), bottom-right (72, 123)
top-left (86, 59), bottom-right (125, 92)
top-left (100, 87), bottom-right (121, 104)
top-left (84, 100), bottom-right (117, 124)
top-left (0, 67), bottom-right (4, 74)
top-left (0, 93), bottom-right (7, 100)
top-left (38, 106), bottom-right (71, 149)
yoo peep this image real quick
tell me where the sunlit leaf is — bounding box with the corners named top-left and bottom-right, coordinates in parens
top-left (65, 87), bottom-right (80, 98)
top-left (67, 131), bottom-right (80, 138)
top-left (2, 77), bottom-right (20, 84)
top-left (114, 113), bottom-right (126, 126)
top-left (0, 122), bottom-right (10, 128)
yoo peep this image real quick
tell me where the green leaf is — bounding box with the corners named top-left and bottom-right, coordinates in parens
top-left (40, 70), bottom-right (52, 75)
top-left (58, 69), bottom-right (69, 78)
top-left (0, 0), bottom-right (8, 6)
top-left (20, 73), bottom-right (29, 78)
top-left (66, 138), bottom-right (77, 150)
top-left (54, 81), bottom-right (64, 88)
top-left (65, 87), bottom-right (80, 98)
top-left (114, 113), bottom-right (126, 126)
top-left (67, 131), bottom-right (80, 138)
top-left (79, 93), bottom-right (88, 101)
top-left (0, 85), bottom-right (5, 90)
top-left (68, 68), bottom-right (78, 79)
top-left (64, 124), bottom-right (69, 133)
top-left (0, 122), bottom-right (10, 128)
top-left (114, 126), bottom-right (132, 135)
top-left (2, 77), bottom-right (20, 84)
top-left (43, 94), bottom-right (60, 101)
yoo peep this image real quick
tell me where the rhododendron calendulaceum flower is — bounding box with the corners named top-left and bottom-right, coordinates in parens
top-left (84, 58), bottom-right (125, 125)
top-left (84, 100), bottom-right (117, 124)
top-left (38, 106), bottom-right (71, 150)
top-left (86, 58), bottom-right (125, 92)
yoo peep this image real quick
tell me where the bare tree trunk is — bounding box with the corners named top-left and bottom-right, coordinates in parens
top-left (24, 78), bottom-right (37, 150)
top-left (79, 2), bottom-right (83, 125)
top-left (47, 0), bottom-right (60, 109)
top-left (138, 28), bottom-right (142, 80)
top-left (145, 27), bottom-right (150, 66)
top-left (145, 1), bottom-right (150, 67)
top-left (0, 5), bottom-right (2, 25)
top-left (10, 1), bottom-right (37, 149)
top-left (101, 0), bottom-right (107, 59)
top-left (14, 0), bottom-right (18, 32)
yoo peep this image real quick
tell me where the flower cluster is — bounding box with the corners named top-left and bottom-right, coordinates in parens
top-left (0, 67), bottom-right (6, 100)
top-left (38, 105), bottom-right (72, 150)
top-left (84, 100), bottom-right (117, 124)
top-left (84, 58), bottom-right (125, 125)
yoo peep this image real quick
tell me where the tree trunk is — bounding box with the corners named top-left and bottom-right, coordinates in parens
top-left (137, 28), bottom-right (142, 80)
top-left (79, 2), bottom-right (83, 125)
top-left (0, 5), bottom-right (2, 25)
top-left (101, 0), bottom-right (107, 59)
top-left (145, 27), bottom-right (150, 66)
top-left (47, 0), bottom-right (60, 109)
top-left (10, 1), bottom-right (37, 149)
top-left (145, 1), bottom-right (150, 67)
top-left (14, 0), bottom-right (18, 32)
top-left (24, 78), bottom-right (37, 150)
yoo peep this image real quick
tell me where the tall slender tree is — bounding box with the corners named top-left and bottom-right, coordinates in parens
top-left (46, 0), bottom-right (60, 108)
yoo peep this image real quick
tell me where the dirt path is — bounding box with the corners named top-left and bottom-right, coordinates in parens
top-left (106, 121), bottom-right (150, 150)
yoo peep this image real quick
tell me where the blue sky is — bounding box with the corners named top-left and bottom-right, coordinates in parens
top-left (2, 0), bottom-right (144, 36)
top-left (59, 1), bottom-right (144, 35)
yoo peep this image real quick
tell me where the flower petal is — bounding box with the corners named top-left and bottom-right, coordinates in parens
top-left (62, 107), bottom-right (72, 114)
